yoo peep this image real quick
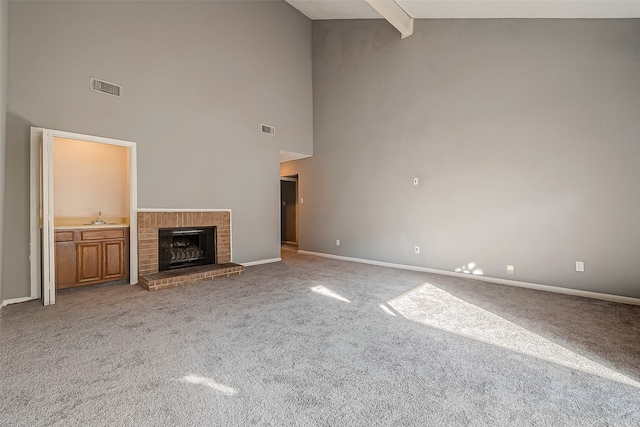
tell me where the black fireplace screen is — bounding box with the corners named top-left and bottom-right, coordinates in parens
top-left (158, 226), bottom-right (216, 271)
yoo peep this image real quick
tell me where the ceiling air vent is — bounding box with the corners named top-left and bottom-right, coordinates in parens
top-left (261, 124), bottom-right (275, 136)
top-left (90, 77), bottom-right (121, 97)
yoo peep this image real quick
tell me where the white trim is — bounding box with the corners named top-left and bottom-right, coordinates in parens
top-left (129, 145), bottom-right (138, 285)
top-left (280, 150), bottom-right (311, 163)
top-left (137, 208), bottom-right (231, 212)
top-left (298, 250), bottom-right (640, 307)
top-left (42, 130), bottom-right (55, 305)
top-left (1, 296), bottom-right (35, 308)
top-left (49, 129), bottom-right (135, 148)
top-left (365, 0), bottom-right (414, 38)
top-left (242, 258), bottom-right (281, 267)
top-left (29, 128), bottom-right (43, 299)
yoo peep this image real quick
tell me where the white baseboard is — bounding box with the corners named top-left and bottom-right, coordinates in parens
top-left (1, 296), bottom-right (36, 309)
top-left (242, 258), bottom-right (282, 267)
top-left (298, 250), bottom-right (640, 307)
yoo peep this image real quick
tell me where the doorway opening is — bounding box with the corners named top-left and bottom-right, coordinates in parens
top-left (29, 128), bottom-right (138, 305)
top-left (280, 175), bottom-right (298, 246)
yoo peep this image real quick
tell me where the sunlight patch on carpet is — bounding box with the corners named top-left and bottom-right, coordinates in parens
top-left (310, 285), bottom-right (351, 303)
top-left (388, 282), bottom-right (639, 388)
top-left (180, 374), bottom-right (238, 396)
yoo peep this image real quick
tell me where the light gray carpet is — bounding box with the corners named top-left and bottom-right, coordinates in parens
top-left (1, 247), bottom-right (639, 426)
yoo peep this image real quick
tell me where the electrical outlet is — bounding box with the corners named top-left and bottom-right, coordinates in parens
top-left (336, 240), bottom-right (340, 246)
top-left (413, 178), bottom-right (419, 185)
top-left (300, 197), bottom-right (303, 204)
top-left (576, 261), bottom-right (584, 272)
top-left (507, 265), bottom-right (514, 275)
top-left (415, 246), bottom-right (420, 254)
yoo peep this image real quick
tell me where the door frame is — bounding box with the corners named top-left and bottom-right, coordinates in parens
top-left (29, 127), bottom-right (138, 305)
top-left (280, 175), bottom-right (298, 246)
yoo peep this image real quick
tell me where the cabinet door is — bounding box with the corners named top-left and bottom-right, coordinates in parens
top-left (55, 242), bottom-right (77, 289)
top-left (103, 240), bottom-right (125, 280)
top-left (77, 242), bottom-right (102, 284)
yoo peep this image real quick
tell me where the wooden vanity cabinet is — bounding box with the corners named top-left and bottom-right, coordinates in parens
top-left (54, 227), bottom-right (129, 289)
top-left (55, 231), bottom-right (77, 288)
top-left (76, 242), bottom-right (103, 284)
top-left (103, 240), bottom-right (125, 280)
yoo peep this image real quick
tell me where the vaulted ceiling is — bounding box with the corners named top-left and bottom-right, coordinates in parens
top-left (285, 0), bottom-right (640, 20)
top-left (285, 0), bottom-right (640, 38)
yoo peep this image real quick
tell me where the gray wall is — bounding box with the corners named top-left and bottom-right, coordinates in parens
top-left (3, 0), bottom-right (312, 300)
top-left (0, 0), bottom-right (8, 305)
top-left (282, 19), bottom-right (640, 298)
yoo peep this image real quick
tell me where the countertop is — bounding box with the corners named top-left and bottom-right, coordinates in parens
top-left (54, 224), bottom-right (130, 230)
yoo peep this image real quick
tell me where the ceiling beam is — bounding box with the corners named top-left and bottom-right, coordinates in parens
top-left (365, 0), bottom-right (414, 38)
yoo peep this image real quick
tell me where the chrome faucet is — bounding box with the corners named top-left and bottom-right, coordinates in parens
top-left (93, 211), bottom-right (105, 225)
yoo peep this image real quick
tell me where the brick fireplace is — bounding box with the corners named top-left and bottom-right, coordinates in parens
top-left (137, 210), bottom-right (243, 291)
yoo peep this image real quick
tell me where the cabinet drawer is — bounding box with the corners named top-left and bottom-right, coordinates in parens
top-left (82, 229), bottom-right (124, 241)
top-left (55, 231), bottom-right (74, 242)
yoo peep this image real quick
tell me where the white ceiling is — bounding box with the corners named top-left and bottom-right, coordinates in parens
top-left (285, 0), bottom-right (640, 20)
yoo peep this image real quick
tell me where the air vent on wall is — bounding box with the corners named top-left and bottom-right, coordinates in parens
top-left (90, 77), bottom-right (121, 97)
top-left (261, 124), bottom-right (275, 136)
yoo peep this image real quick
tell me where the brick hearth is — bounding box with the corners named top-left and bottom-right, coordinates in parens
top-left (137, 210), bottom-right (243, 290)
top-left (139, 263), bottom-right (244, 291)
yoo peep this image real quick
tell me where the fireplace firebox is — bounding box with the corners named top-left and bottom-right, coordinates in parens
top-left (158, 227), bottom-right (216, 272)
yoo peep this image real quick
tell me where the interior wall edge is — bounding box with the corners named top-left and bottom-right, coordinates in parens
top-left (242, 258), bottom-right (282, 267)
top-left (0, 0), bottom-right (9, 307)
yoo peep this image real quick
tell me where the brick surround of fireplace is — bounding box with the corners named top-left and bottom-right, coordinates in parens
top-left (137, 210), bottom-right (243, 290)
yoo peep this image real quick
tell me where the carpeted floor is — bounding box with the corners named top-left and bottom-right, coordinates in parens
top-left (1, 247), bottom-right (639, 426)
